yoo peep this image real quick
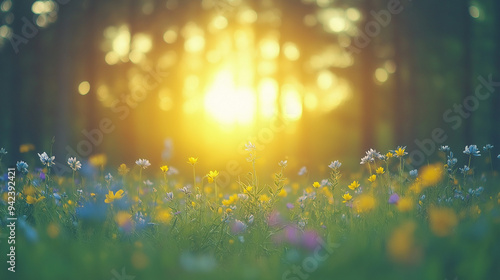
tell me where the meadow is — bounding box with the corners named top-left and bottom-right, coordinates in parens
top-left (1, 143), bottom-right (500, 280)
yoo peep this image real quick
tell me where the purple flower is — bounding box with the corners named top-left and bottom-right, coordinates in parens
top-left (301, 230), bottom-right (320, 251)
top-left (267, 211), bottom-right (284, 227)
top-left (39, 171), bottom-right (46, 180)
top-left (286, 203), bottom-right (294, 209)
top-left (231, 219), bottom-right (247, 234)
top-left (388, 193), bottom-right (400, 204)
top-left (284, 226), bottom-right (300, 245)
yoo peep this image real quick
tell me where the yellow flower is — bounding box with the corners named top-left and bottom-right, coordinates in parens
top-left (243, 186), bottom-right (253, 194)
top-left (386, 152), bottom-right (393, 158)
top-left (26, 195), bottom-right (45, 204)
top-left (19, 143), bottom-right (35, 153)
top-left (191, 201), bottom-right (196, 207)
top-left (105, 190), bottom-right (125, 203)
top-left (226, 208), bottom-right (233, 213)
top-left (387, 221), bottom-right (419, 264)
top-left (204, 186), bottom-right (213, 194)
top-left (160, 165), bottom-right (169, 173)
top-left (222, 194), bottom-right (239, 206)
top-left (117, 164), bottom-right (130, 176)
top-left (354, 195), bottom-right (376, 213)
top-left (348, 181), bottom-right (360, 190)
top-left (259, 194), bottom-right (271, 203)
top-left (89, 154), bottom-right (107, 168)
top-left (429, 207), bottom-right (458, 237)
top-left (376, 167), bottom-right (385, 174)
top-left (187, 157), bottom-right (198, 165)
top-left (115, 211), bottom-right (132, 228)
top-left (278, 188), bottom-right (288, 198)
top-left (419, 163), bottom-right (443, 188)
top-left (312, 182), bottom-right (321, 188)
top-left (368, 174), bottom-right (376, 183)
top-left (396, 197), bottom-right (414, 212)
top-left (155, 209), bottom-right (172, 224)
top-left (90, 193), bottom-right (96, 198)
top-left (207, 170), bottom-right (219, 183)
top-left (342, 193), bottom-right (352, 203)
top-left (395, 147), bottom-right (406, 157)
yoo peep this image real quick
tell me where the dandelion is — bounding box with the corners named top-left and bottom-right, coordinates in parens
top-left (409, 169), bottom-right (418, 177)
top-left (328, 160), bottom-right (342, 169)
top-left (67, 157), bottom-right (82, 171)
top-left (19, 143), bottom-right (35, 153)
top-left (135, 159), bottom-right (151, 169)
top-left (312, 181), bottom-right (321, 188)
top-left (348, 181), bottom-right (360, 190)
top-left (463, 145), bottom-right (481, 157)
top-left (16, 161), bottom-right (29, 174)
top-left (376, 167), bottom-right (385, 174)
top-left (38, 152), bottom-right (55, 167)
top-left (118, 164), bottom-right (130, 176)
top-left (342, 193), bottom-right (352, 203)
top-left (104, 190), bottom-right (124, 203)
top-left (368, 174), bottom-right (376, 183)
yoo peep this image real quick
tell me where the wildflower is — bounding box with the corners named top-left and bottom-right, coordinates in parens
top-left (135, 159), bottom-right (151, 169)
top-left (26, 195), bottom-right (45, 204)
top-left (19, 143), bottom-right (35, 153)
top-left (394, 146), bottom-right (408, 157)
top-left (278, 160), bottom-right (288, 168)
top-left (483, 144), bottom-right (494, 151)
top-left (376, 167), bottom-right (385, 174)
top-left (354, 195), bottom-right (376, 213)
top-left (348, 181), bottom-right (360, 190)
top-left (342, 193), bottom-right (352, 203)
top-left (428, 207), bottom-right (458, 237)
top-left (160, 165), bottom-right (169, 173)
top-left (167, 166), bottom-right (179, 175)
top-left (156, 209), bottom-right (172, 224)
top-left (16, 161), bottom-right (29, 174)
top-left (439, 146), bottom-right (450, 152)
top-left (360, 155), bottom-right (370, 165)
top-left (321, 179), bottom-right (330, 187)
top-left (387, 222), bottom-right (419, 264)
top-left (90, 193), bottom-right (96, 198)
top-left (38, 152), bottom-right (55, 167)
top-left (298, 166), bottom-right (307, 176)
top-left (388, 193), bottom-right (400, 204)
top-left (259, 194), bottom-right (271, 203)
top-left (0, 148), bottom-right (7, 155)
top-left (365, 149), bottom-right (382, 161)
top-left (222, 194), bottom-right (238, 206)
top-left (207, 170), bottom-right (219, 183)
top-left (463, 145), bottom-right (480, 157)
top-left (187, 157), bottom-right (198, 165)
top-left (231, 219), bottom-right (247, 234)
top-left (105, 173), bottom-right (113, 182)
top-left (328, 160), bottom-right (342, 169)
top-left (144, 180), bottom-right (153, 186)
top-left (312, 181), bottom-right (321, 188)
top-left (396, 197), bottom-right (414, 212)
top-left (459, 165), bottom-right (470, 174)
top-left (179, 186), bottom-right (191, 195)
top-left (88, 154), bottom-right (107, 168)
top-left (115, 211), bottom-right (133, 232)
top-left (245, 142), bottom-right (256, 151)
top-left (368, 175), bottom-right (376, 183)
top-left (385, 152), bottom-right (393, 158)
top-left (118, 164), bottom-right (130, 175)
top-left (165, 192), bottom-right (174, 201)
top-left (104, 190), bottom-right (125, 203)
top-left (409, 169), bottom-right (418, 177)
top-left (278, 188), bottom-right (288, 197)
top-left (286, 203), bottom-right (294, 209)
top-left (419, 163), bottom-right (443, 187)
top-left (67, 157), bottom-right (82, 171)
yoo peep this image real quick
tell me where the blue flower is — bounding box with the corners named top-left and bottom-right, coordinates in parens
top-left (463, 145), bottom-right (481, 157)
top-left (439, 146), bottom-right (450, 152)
top-left (16, 161), bottom-right (29, 174)
top-left (459, 165), bottom-right (470, 174)
top-left (38, 152), bottom-right (55, 166)
top-left (105, 173), bottom-right (113, 182)
top-left (328, 160), bottom-right (342, 169)
top-left (409, 169), bottom-right (418, 177)
top-left (483, 144), bottom-right (494, 151)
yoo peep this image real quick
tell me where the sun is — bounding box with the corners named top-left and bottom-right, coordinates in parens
top-left (204, 70), bottom-right (256, 125)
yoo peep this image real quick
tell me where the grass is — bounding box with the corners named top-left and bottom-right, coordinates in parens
top-left (1, 145), bottom-right (500, 280)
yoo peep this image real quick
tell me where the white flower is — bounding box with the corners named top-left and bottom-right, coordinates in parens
top-left (135, 159), bottom-right (151, 169)
top-left (278, 160), bottom-right (288, 168)
top-left (328, 160), bottom-right (341, 169)
top-left (245, 142), bottom-right (256, 151)
top-left (67, 157), bottom-right (82, 171)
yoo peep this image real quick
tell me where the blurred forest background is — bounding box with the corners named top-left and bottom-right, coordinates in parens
top-left (0, 0), bottom-right (499, 178)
